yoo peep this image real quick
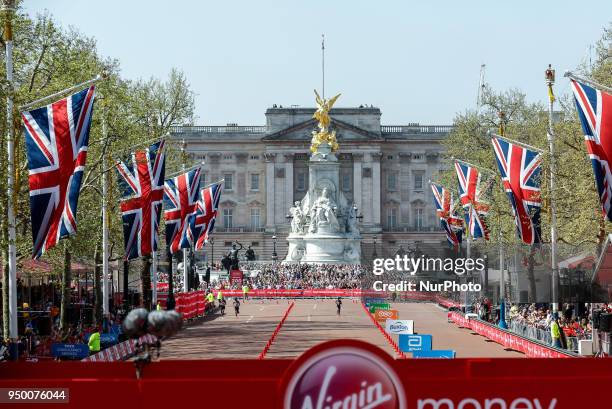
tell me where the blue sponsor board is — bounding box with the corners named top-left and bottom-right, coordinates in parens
top-left (412, 350), bottom-right (456, 359)
top-left (398, 334), bottom-right (432, 352)
top-left (51, 343), bottom-right (90, 359)
top-left (364, 297), bottom-right (386, 306)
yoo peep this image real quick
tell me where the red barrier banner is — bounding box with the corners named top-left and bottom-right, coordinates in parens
top-left (5, 339), bottom-right (612, 409)
top-left (447, 311), bottom-right (574, 358)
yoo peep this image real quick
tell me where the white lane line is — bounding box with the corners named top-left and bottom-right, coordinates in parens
top-left (247, 315), bottom-right (254, 323)
top-left (259, 306), bottom-right (265, 311)
top-left (313, 303), bottom-right (317, 310)
top-left (308, 314), bottom-right (311, 322)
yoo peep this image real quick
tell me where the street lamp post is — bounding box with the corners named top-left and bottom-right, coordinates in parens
top-left (2, 0), bottom-right (18, 358)
top-left (209, 237), bottom-right (214, 267)
top-left (546, 64), bottom-right (559, 313)
top-left (272, 235), bottom-right (278, 262)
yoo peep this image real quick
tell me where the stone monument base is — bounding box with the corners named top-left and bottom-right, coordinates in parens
top-left (284, 233), bottom-right (361, 265)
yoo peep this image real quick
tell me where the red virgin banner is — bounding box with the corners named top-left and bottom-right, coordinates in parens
top-left (4, 339), bottom-right (612, 409)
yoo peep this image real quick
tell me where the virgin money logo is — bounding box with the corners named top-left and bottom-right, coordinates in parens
top-left (284, 346), bottom-right (406, 409)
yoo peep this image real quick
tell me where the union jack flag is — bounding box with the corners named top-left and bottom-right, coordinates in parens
top-left (491, 135), bottom-right (542, 245)
top-left (164, 168), bottom-right (201, 254)
top-left (22, 86), bottom-right (96, 258)
top-left (115, 140), bottom-right (166, 260)
top-left (431, 183), bottom-right (464, 247)
top-left (192, 181), bottom-right (223, 251)
top-left (454, 161), bottom-right (490, 240)
top-left (570, 79), bottom-right (612, 221)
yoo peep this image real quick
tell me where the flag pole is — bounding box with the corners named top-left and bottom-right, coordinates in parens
top-left (181, 140), bottom-right (189, 293)
top-left (453, 158), bottom-right (495, 174)
top-left (101, 115), bottom-right (110, 318)
top-left (2, 0), bottom-right (18, 357)
top-left (496, 115), bottom-right (508, 329)
top-left (491, 133), bottom-right (545, 154)
top-left (546, 65), bottom-right (560, 313)
top-left (151, 250), bottom-right (158, 308)
top-left (564, 70), bottom-right (612, 94)
top-left (19, 74), bottom-right (106, 111)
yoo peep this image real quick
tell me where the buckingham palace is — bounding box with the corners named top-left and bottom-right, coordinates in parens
top-left (171, 105), bottom-right (453, 262)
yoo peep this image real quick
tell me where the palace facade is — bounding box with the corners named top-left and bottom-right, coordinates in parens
top-left (171, 106), bottom-right (453, 262)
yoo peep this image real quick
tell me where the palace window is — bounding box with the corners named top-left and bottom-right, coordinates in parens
top-left (223, 208), bottom-right (234, 228)
top-left (413, 173), bottom-right (423, 190)
top-left (387, 172), bottom-right (397, 191)
top-left (250, 208), bottom-right (261, 229)
top-left (223, 154), bottom-right (233, 160)
top-left (200, 172), bottom-right (206, 186)
top-left (250, 173), bottom-right (260, 191)
top-left (387, 208), bottom-right (398, 228)
top-left (341, 172), bottom-right (351, 192)
top-left (224, 173), bottom-right (233, 190)
top-left (250, 154), bottom-right (260, 160)
top-left (297, 171), bottom-right (307, 191)
top-left (414, 208), bottom-right (424, 231)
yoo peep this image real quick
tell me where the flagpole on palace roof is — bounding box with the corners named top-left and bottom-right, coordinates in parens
top-left (2, 0), bottom-right (18, 355)
top-left (546, 65), bottom-right (560, 314)
top-left (564, 70), bottom-right (612, 94)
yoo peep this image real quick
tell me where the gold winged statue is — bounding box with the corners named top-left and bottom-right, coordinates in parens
top-left (310, 90), bottom-right (341, 153)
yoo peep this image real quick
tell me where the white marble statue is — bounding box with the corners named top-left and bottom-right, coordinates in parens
top-left (290, 201), bottom-right (306, 234)
top-left (309, 187), bottom-right (340, 233)
top-left (347, 204), bottom-right (359, 235)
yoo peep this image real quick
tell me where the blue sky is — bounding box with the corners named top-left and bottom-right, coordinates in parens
top-left (24, 1), bottom-right (610, 126)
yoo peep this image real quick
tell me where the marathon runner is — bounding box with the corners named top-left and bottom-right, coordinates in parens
top-left (336, 297), bottom-right (342, 316)
top-left (233, 297), bottom-right (241, 317)
top-left (219, 298), bottom-right (226, 315)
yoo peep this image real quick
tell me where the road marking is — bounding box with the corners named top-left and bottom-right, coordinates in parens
top-left (247, 315), bottom-right (254, 323)
top-left (313, 303), bottom-right (317, 310)
top-left (259, 306), bottom-right (265, 311)
top-left (308, 314), bottom-right (311, 322)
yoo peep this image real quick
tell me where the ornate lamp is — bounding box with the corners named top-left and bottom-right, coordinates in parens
top-left (272, 235), bottom-right (278, 262)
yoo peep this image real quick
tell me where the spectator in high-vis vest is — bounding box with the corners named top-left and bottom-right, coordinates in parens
top-left (242, 285), bottom-right (249, 301)
top-left (206, 291), bottom-right (215, 307)
top-left (88, 327), bottom-right (101, 355)
top-left (550, 313), bottom-right (561, 348)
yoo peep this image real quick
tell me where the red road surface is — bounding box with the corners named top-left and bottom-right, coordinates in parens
top-left (157, 299), bottom-right (523, 359)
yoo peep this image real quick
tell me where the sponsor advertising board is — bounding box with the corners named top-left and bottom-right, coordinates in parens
top-left (374, 308), bottom-right (398, 322)
top-left (412, 349), bottom-right (456, 358)
top-left (385, 319), bottom-right (414, 335)
top-left (399, 334), bottom-right (433, 352)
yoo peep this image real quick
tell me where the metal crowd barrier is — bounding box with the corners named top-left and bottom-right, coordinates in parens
top-left (509, 320), bottom-right (579, 353)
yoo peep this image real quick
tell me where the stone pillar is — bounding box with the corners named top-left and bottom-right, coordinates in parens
top-left (264, 153), bottom-right (276, 229)
top-left (284, 153), bottom-right (294, 222)
top-left (353, 153), bottom-right (363, 216)
top-left (371, 152), bottom-right (382, 227)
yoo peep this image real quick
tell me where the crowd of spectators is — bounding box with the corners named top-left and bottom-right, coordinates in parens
top-left (508, 303), bottom-right (591, 338)
top-left (207, 262), bottom-right (366, 290)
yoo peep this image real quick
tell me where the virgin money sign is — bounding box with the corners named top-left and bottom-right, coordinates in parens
top-left (374, 309), bottom-right (398, 322)
top-left (385, 319), bottom-right (414, 335)
top-left (281, 340), bottom-right (406, 409)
